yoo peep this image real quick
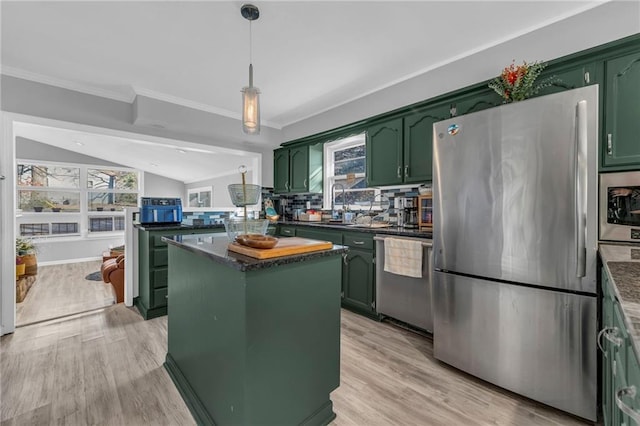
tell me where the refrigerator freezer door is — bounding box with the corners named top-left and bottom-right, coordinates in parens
top-left (433, 86), bottom-right (598, 294)
top-left (433, 271), bottom-right (597, 421)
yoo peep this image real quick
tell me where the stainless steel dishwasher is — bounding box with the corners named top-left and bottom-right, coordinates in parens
top-left (374, 235), bottom-right (433, 332)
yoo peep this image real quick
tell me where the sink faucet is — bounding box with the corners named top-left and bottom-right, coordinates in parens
top-left (330, 183), bottom-right (346, 219)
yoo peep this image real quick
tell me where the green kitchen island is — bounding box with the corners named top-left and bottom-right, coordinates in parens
top-left (162, 232), bottom-right (346, 426)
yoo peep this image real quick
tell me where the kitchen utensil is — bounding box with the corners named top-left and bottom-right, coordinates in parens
top-left (224, 218), bottom-right (269, 241)
top-left (235, 234), bottom-right (278, 249)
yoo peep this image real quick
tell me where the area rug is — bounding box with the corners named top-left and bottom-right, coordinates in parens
top-left (85, 271), bottom-right (102, 281)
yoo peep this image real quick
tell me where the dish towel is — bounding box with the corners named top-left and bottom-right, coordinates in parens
top-left (384, 237), bottom-right (423, 278)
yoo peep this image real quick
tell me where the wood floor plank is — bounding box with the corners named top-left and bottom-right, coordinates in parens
top-left (1, 267), bottom-right (593, 426)
top-left (16, 260), bottom-right (115, 327)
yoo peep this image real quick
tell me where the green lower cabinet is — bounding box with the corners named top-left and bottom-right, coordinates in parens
top-left (342, 247), bottom-right (375, 318)
top-left (278, 225), bottom-right (296, 237)
top-left (136, 227), bottom-right (223, 319)
top-left (295, 227), bottom-right (342, 244)
top-left (601, 267), bottom-right (640, 425)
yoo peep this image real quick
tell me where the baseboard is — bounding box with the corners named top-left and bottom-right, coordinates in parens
top-left (164, 353), bottom-right (216, 426)
top-left (39, 256), bottom-right (102, 266)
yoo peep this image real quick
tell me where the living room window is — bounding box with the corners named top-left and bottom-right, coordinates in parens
top-left (323, 133), bottom-right (378, 211)
top-left (16, 161), bottom-right (139, 238)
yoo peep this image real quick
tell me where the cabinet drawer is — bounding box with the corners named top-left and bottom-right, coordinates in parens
top-left (151, 268), bottom-right (168, 289)
top-left (151, 248), bottom-right (168, 267)
top-left (152, 287), bottom-right (168, 308)
top-left (342, 232), bottom-right (373, 250)
top-left (279, 226), bottom-right (296, 237)
top-left (152, 234), bottom-right (168, 248)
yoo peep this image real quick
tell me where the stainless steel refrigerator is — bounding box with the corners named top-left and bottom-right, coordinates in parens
top-left (432, 85), bottom-right (598, 421)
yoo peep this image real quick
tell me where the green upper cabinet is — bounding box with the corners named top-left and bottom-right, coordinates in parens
top-left (273, 143), bottom-right (323, 194)
top-left (404, 104), bottom-right (450, 183)
top-left (366, 118), bottom-right (403, 187)
top-left (448, 89), bottom-right (502, 117)
top-left (602, 51), bottom-right (640, 169)
top-left (289, 145), bottom-right (310, 193)
top-left (536, 61), bottom-right (597, 97)
top-left (367, 107), bottom-right (449, 187)
top-left (273, 148), bottom-right (290, 193)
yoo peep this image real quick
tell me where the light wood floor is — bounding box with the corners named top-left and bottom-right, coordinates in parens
top-left (16, 261), bottom-right (116, 327)
top-left (1, 303), bottom-right (592, 425)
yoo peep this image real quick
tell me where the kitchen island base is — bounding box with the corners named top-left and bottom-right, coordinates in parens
top-left (163, 235), bottom-right (343, 425)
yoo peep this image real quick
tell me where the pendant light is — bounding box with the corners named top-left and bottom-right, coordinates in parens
top-left (241, 4), bottom-right (260, 135)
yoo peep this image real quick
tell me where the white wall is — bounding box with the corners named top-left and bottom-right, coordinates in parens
top-left (186, 170), bottom-right (256, 210)
top-left (143, 171), bottom-right (185, 200)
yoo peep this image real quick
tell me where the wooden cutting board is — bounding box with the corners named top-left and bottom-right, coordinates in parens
top-left (228, 237), bottom-right (333, 259)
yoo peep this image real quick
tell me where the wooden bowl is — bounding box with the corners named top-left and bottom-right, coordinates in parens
top-left (235, 234), bottom-right (278, 249)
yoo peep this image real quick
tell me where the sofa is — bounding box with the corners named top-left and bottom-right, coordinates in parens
top-left (101, 254), bottom-right (124, 303)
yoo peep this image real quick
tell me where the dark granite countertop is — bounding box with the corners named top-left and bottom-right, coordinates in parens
top-left (162, 232), bottom-right (347, 272)
top-left (277, 220), bottom-right (433, 238)
top-left (599, 243), bottom-right (640, 359)
top-left (134, 223), bottom-right (226, 231)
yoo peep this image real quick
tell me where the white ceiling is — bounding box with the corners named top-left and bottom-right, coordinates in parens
top-left (0, 1), bottom-right (628, 183)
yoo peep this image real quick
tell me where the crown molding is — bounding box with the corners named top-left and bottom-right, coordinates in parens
top-left (1, 66), bottom-right (282, 129)
top-left (1, 66), bottom-right (136, 103)
top-left (132, 86), bottom-right (282, 130)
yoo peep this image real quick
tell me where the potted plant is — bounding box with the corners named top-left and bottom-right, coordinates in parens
top-left (16, 256), bottom-right (25, 278)
top-left (16, 237), bottom-right (38, 275)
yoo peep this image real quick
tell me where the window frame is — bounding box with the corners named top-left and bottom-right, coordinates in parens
top-left (16, 159), bottom-right (140, 239)
top-left (323, 133), bottom-right (379, 211)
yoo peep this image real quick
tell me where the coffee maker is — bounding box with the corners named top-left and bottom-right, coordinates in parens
top-left (395, 197), bottom-right (418, 228)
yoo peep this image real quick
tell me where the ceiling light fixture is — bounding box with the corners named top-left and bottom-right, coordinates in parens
top-left (241, 4), bottom-right (260, 135)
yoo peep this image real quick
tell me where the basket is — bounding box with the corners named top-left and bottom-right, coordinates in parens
top-left (227, 184), bottom-right (261, 207)
top-left (224, 218), bottom-right (269, 242)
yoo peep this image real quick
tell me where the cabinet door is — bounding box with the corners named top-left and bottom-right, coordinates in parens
top-left (342, 248), bottom-right (375, 314)
top-left (450, 90), bottom-right (502, 117)
top-left (603, 51), bottom-right (640, 168)
top-left (273, 148), bottom-right (290, 193)
top-left (403, 105), bottom-right (449, 183)
top-left (366, 118), bottom-right (403, 187)
top-left (289, 145), bottom-right (309, 193)
top-left (537, 62), bottom-right (597, 97)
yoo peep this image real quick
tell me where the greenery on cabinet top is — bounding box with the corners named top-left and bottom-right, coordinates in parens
top-left (278, 33), bottom-right (640, 152)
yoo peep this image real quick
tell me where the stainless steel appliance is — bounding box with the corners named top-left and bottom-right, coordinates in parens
top-left (394, 197), bottom-right (418, 228)
top-left (432, 86), bottom-right (598, 421)
top-left (140, 197), bottom-right (183, 224)
top-left (374, 235), bottom-right (433, 332)
top-left (600, 171), bottom-right (640, 242)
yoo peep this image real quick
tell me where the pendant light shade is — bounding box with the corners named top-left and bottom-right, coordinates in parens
top-left (242, 64), bottom-right (260, 135)
top-left (241, 4), bottom-right (260, 135)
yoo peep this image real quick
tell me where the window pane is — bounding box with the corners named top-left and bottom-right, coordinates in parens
top-left (334, 145), bottom-right (365, 162)
top-left (334, 158), bottom-right (365, 175)
top-left (335, 189), bottom-right (377, 206)
top-left (88, 169), bottom-right (138, 190)
top-left (18, 190), bottom-right (81, 212)
top-left (17, 164), bottom-right (80, 188)
top-left (20, 223), bottom-right (49, 236)
top-left (88, 192), bottom-right (138, 211)
top-left (114, 217), bottom-right (125, 231)
top-left (52, 222), bottom-right (79, 234)
top-left (334, 177), bottom-right (367, 190)
top-left (89, 217), bottom-right (113, 232)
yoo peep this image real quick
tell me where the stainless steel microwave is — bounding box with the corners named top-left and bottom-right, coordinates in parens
top-left (600, 171), bottom-right (640, 242)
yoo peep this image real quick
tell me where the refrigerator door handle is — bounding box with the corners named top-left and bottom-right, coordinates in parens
top-left (575, 100), bottom-right (588, 278)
